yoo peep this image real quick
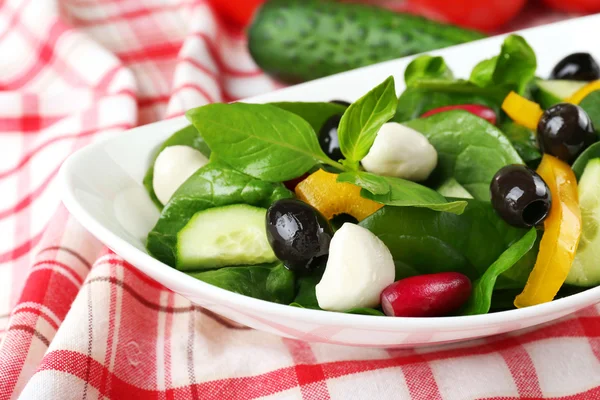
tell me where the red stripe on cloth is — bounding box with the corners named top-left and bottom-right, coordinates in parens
top-left (69, 3), bottom-right (194, 27)
top-left (0, 0), bottom-right (32, 43)
top-left (37, 246), bottom-right (93, 270)
top-left (116, 42), bottom-right (182, 64)
top-left (11, 306), bottom-right (59, 330)
top-left (191, 32), bottom-right (263, 78)
top-left (489, 337), bottom-right (543, 397)
top-left (31, 260), bottom-right (85, 286)
top-left (0, 115), bottom-right (63, 133)
top-left (387, 349), bottom-right (443, 400)
top-left (99, 262), bottom-right (118, 397)
top-left (283, 339), bottom-right (331, 400)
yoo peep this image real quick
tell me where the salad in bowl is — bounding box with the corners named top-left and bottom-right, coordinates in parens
top-left (143, 34), bottom-right (600, 319)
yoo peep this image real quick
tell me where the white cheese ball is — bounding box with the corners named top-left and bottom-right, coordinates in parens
top-left (361, 122), bottom-right (438, 182)
top-left (316, 223), bottom-right (395, 311)
top-left (153, 145), bottom-right (208, 205)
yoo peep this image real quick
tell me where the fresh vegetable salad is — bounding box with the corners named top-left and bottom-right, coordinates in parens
top-left (144, 35), bottom-right (600, 317)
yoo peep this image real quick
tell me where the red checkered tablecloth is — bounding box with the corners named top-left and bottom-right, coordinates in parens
top-left (0, 0), bottom-right (599, 399)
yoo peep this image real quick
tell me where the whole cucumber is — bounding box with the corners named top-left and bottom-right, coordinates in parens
top-left (248, 0), bottom-right (485, 83)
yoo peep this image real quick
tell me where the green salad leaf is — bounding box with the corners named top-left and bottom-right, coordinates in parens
top-left (470, 56), bottom-right (498, 87)
top-left (405, 55), bottom-right (453, 87)
top-left (186, 103), bottom-right (341, 182)
top-left (359, 201), bottom-right (534, 281)
top-left (338, 171), bottom-right (467, 214)
top-left (579, 91), bottom-right (600, 133)
top-left (147, 162), bottom-right (292, 267)
top-left (572, 141), bottom-right (600, 179)
top-left (271, 101), bottom-right (346, 135)
top-left (187, 261), bottom-right (295, 304)
top-left (499, 120), bottom-right (541, 165)
top-left (143, 125), bottom-right (211, 209)
top-left (405, 110), bottom-right (523, 200)
top-left (461, 228), bottom-right (538, 315)
top-left (338, 76), bottom-right (398, 167)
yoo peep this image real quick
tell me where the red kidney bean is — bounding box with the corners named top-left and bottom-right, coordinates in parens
top-left (421, 104), bottom-right (497, 125)
top-left (381, 272), bottom-right (472, 317)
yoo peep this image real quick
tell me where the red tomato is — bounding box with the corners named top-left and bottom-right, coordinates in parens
top-left (421, 104), bottom-right (497, 125)
top-left (542, 0), bottom-right (600, 13)
top-left (405, 0), bottom-right (526, 32)
top-left (206, 0), bottom-right (265, 28)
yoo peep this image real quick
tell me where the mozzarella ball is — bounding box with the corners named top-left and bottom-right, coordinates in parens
top-left (153, 145), bottom-right (208, 205)
top-left (316, 223), bottom-right (395, 311)
top-left (361, 122), bottom-right (437, 181)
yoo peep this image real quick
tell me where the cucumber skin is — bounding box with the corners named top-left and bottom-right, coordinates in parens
top-left (248, 0), bottom-right (485, 83)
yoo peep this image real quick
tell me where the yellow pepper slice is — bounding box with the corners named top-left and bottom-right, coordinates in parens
top-left (295, 169), bottom-right (383, 221)
top-left (566, 80), bottom-right (600, 104)
top-left (514, 155), bottom-right (582, 308)
top-left (501, 91), bottom-right (544, 130)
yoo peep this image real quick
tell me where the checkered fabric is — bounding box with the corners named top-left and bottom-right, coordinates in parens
top-left (0, 0), bottom-right (598, 399)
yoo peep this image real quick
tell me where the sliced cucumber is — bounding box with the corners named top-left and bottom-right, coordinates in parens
top-left (566, 158), bottom-right (600, 286)
top-left (176, 204), bottom-right (276, 270)
top-left (436, 178), bottom-right (473, 199)
top-left (535, 80), bottom-right (587, 109)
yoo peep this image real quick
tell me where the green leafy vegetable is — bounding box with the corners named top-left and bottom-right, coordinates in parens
top-left (499, 120), bottom-right (541, 165)
top-left (271, 102), bottom-right (346, 134)
top-left (143, 125), bottom-right (211, 209)
top-left (579, 91), bottom-right (600, 133)
top-left (436, 178), bottom-right (473, 199)
top-left (338, 76), bottom-right (398, 167)
top-left (470, 56), bottom-right (498, 87)
top-left (359, 201), bottom-right (534, 281)
top-left (187, 262), bottom-right (295, 304)
top-left (405, 55), bottom-right (453, 87)
top-left (405, 110), bottom-right (523, 200)
top-left (338, 171), bottom-right (467, 214)
top-left (147, 162), bottom-right (292, 267)
top-left (186, 103), bottom-right (342, 182)
top-left (345, 308), bottom-right (385, 316)
top-left (572, 141), bottom-right (600, 180)
top-left (461, 228), bottom-right (538, 315)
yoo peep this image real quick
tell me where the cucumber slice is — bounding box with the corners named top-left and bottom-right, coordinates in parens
top-left (566, 158), bottom-right (600, 286)
top-left (176, 204), bottom-right (276, 270)
top-left (437, 178), bottom-right (473, 199)
top-left (535, 80), bottom-right (587, 109)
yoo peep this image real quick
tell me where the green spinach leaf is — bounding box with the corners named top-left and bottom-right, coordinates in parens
top-left (143, 125), bottom-right (211, 209)
top-left (338, 171), bottom-right (467, 214)
top-left (579, 91), bottom-right (600, 133)
top-left (147, 162), bottom-right (292, 267)
top-left (461, 228), bottom-right (537, 315)
top-left (572, 141), bottom-right (600, 180)
top-left (338, 76), bottom-right (398, 166)
top-left (345, 308), bottom-right (385, 316)
top-left (470, 56), bottom-right (498, 87)
top-left (359, 201), bottom-right (533, 281)
top-left (499, 120), bottom-right (541, 165)
top-left (186, 103), bottom-right (341, 182)
top-left (404, 110), bottom-right (523, 200)
top-left (271, 102), bottom-right (346, 134)
top-left (405, 55), bottom-right (453, 87)
top-left (187, 262), bottom-right (295, 304)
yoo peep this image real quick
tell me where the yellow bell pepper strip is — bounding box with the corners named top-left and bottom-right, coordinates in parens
top-left (295, 169), bottom-right (383, 221)
top-left (514, 155), bottom-right (582, 308)
top-left (501, 91), bottom-right (544, 131)
top-left (566, 80), bottom-right (600, 104)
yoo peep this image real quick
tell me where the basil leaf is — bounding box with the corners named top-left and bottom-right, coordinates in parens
top-left (579, 91), bottom-right (600, 133)
top-left (462, 228), bottom-right (537, 315)
top-left (339, 171), bottom-right (467, 214)
top-left (143, 125), bottom-right (211, 209)
top-left (572, 142), bottom-right (600, 179)
top-left (405, 110), bottom-right (523, 200)
top-left (187, 262), bottom-right (295, 304)
top-left (147, 163), bottom-right (292, 267)
top-left (338, 76), bottom-right (398, 165)
top-left (359, 200), bottom-right (533, 281)
top-left (405, 55), bottom-right (453, 87)
top-left (186, 103), bottom-right (337, 182)
top-left (271, 102), bottom-right (346, 134)
top-left (470, 56), bottom-right (498, 87)
top-left (499, 120), bottom-right (541, 165)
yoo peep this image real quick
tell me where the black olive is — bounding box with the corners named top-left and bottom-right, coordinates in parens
top-left (266, 199), bottom-right (334, 273)
top-left (550, 53), bottom-right (600, 81)
top-left (537, 103), bottom-right (596, 164)
top-left (319, 114), bottom-right (344, 161)
top-left (329, 100), bottom-right (351, 107)
top-left (490, 165), bottom-right (551, 228)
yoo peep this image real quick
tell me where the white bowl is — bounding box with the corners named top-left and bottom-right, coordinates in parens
top-left (60, 15), bottom-right (600, 348)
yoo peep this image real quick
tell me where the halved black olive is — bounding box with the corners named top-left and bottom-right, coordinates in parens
top-left (266, 199), bottom-right (334, 273)
top-left (329, 100), bottom-right (351, 107)
top-left (319, 114), bottom-right (344, 161)
top-left (490, 165), bottom-right (551, 228)
top-left (550, 53), bottom-right (600, 81)
top-left (537, 103), bottom-right (596, 164)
